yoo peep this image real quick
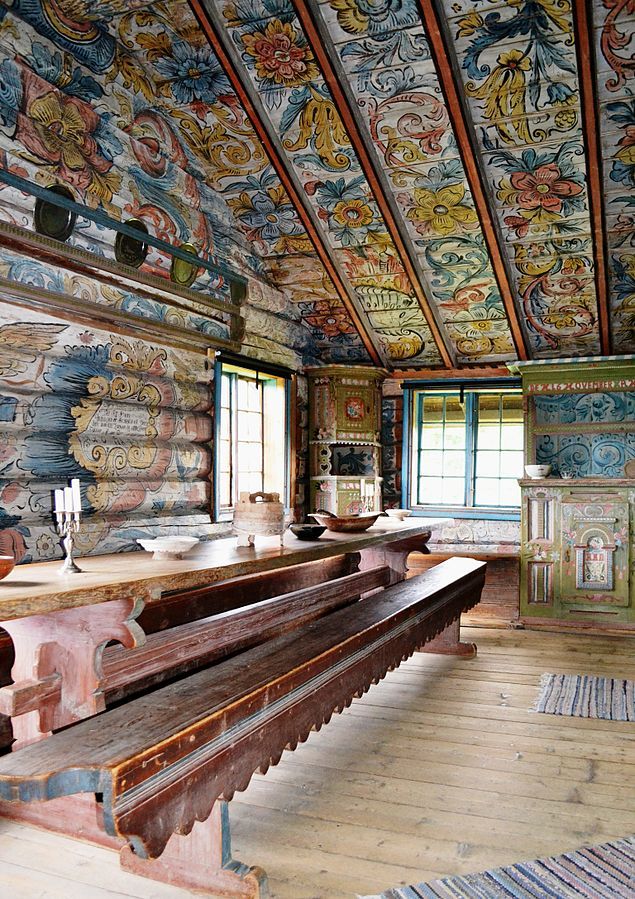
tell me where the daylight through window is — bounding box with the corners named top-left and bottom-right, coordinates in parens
top-left (411, 388), bottom-right (523, 509)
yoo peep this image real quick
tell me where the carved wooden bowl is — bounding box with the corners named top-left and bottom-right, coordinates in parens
top-left (0, 555), bottom-right (15, 581)
top-left (310, 512), bottom-right (381, 533)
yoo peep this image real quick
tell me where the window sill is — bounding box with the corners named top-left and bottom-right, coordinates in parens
top-left (409, 506), bottom-right (520, 522)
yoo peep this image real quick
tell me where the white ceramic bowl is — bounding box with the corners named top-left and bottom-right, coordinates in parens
top-left (137, 537), bottom-right (199, 560)
top-left (524, 464), bottom-right (552, 479)
top-left (385, 508), bottom-right (412, 521)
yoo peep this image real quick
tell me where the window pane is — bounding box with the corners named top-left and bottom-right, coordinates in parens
top-left (500, 450), bottom-right (523, 479)
top-left (442, 478), bottom-right (465, 505)
top-left (422, 423), bottom-right (443, 449)
top-left (443, 451), bottom-right (465, 477)
top-left (221, 373), bottom-right (230, 406)
top-left (501, 478), bottom-right (521, 506)
top-left (420, 476), bottom-right (443, 505)
top-left (474, 477), bottom-right (501, 506)
top-left (476, 451), bottom-right (500, 478)
top-left (419, 450), bottom-right (443, 474)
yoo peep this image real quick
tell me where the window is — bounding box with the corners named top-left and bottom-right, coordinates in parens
top-left (215, 360), bottom-right (290, 516)
top-left (410, 387), bottom-right (523, 510)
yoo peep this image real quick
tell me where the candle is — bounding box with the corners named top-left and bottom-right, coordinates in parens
top-left (64, 486), bottom-right (73, 514)
top-left (71, 478), bottom-right (81, 514)
top-left (54, 488), bottom-right (65, 514)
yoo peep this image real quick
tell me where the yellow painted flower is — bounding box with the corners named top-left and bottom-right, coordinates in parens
top-left (407, 183), bottom-right (478, 236)
top-left (241, 20), bottom-right (318, 87)
top-left (467, 48), bottom-right (531, 144)
top-left (332, 198), bottom-right (374, 228)
top-left (457, 11), bottom-right (483, 36)
top-left (329, 0), bottom-right (368, 35)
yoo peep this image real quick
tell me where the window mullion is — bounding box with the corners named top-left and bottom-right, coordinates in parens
top-left (231, 373), bottom-right (238, 507)
top-left (465, 393), bottom-right (476, 507)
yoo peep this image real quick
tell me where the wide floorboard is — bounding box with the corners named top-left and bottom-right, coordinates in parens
top-left (0, 627), bottom-right (634, 898)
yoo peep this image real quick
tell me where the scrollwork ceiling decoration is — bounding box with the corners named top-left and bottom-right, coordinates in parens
top-left (0, 0), bottom-right (632, 369)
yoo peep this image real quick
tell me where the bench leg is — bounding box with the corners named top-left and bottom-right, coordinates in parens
top-left (421, 619), bottom-right (477, 658)
top-left (120, 801), bottom-right (268, 897)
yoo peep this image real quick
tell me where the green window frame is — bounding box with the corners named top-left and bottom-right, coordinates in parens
top-left (214, 358), bottom-right (291, 520)
top-left (408, 386), bottom-right (523, 513)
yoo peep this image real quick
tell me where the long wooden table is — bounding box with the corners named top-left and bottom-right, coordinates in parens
top-left (0, 519), bottom-right (444, 747)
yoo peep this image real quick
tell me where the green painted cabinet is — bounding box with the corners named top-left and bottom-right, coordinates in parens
top-left (520, 479), bottom-right (635, 629)
top-left (511, 356), bottom-right (635, 632)
top-left (306, 366), bottom-right (386, 515)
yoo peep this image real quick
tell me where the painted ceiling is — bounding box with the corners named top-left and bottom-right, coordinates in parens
top-left (0, 0), bottom-right (633, 373)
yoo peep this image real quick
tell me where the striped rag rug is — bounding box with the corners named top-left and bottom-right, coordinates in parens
top-left (359, 835), bottom-right (635, 898)
top-left (533, 673), bottom-right (635, 721)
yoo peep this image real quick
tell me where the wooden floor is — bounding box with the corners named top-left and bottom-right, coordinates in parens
top-left (1, 626), bottom-right (634, 898)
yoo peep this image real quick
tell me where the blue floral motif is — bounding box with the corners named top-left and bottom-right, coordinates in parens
top-left (311, 176), bottom-right (383, 246)
top-left (10, 0), bottom-right (116, 73)
top-left (0, 59), bottom-right (22, 131)
top-left (155, 44), bottom-right (231, 105)
top-left (27, 42), bottom-right (103, 101)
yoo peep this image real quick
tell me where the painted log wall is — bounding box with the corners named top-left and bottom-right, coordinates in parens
top-left (0, 302), bottom-right (220, 563)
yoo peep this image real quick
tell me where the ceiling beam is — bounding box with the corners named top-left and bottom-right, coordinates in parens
top-left (389, 366), bottom-right (514, 381)
top-left (188, 0), bottom-right (384, 367)
top-left (572, 0), bottom-right (612, 356)
top-left (417, 0), bottom-right (530, 362)
top-left (294, 1), bottom-right (455, 370)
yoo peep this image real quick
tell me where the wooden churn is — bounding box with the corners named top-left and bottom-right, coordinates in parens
top-left (233, 491), bottom-right (286, 546)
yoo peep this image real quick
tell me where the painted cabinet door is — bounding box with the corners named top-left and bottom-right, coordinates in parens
top-left (560, 494), bottom-right (630, 612)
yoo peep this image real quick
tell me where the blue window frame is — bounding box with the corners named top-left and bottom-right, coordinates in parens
top-left (213, 357), bottom-right (291, 520)
top-left (405, 385), bottom-right (523, 516)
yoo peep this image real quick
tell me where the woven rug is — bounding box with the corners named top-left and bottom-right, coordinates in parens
top-left (360, 835), bottom-right (635, 898)
top-left (533, 673), bottom-right (635, 721)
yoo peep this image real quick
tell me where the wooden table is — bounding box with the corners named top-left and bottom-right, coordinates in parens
top-left (0, 519), bottom-right (444, 746)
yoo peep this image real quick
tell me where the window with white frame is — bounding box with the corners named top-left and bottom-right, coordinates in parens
top-left (216, 360), bottom-right (289, 516)
top-left (410, 387), bottom-right (523, 510)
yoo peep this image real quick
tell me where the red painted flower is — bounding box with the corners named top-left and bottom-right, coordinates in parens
top-left (511, 163), bottom-right (583, 214)
top-left (242, 20), bottom-right (318, 87)
top-left (16, 69), bottom-right (120, 202)
top-left (305, 301), bottom-right (355, 338)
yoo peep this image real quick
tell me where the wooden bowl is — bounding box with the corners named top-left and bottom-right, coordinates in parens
top-left (0, 555), bottom-right (15, 581)
top-left (310, 512), bottom-right (381, 533)
top-left (289, 523), bottom-right (327, 541)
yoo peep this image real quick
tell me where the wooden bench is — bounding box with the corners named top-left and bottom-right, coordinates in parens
top-left (0, 556), bottom-right (485, 897)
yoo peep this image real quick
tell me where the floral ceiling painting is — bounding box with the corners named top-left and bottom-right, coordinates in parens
top-left (0, 0), bottom-right (632, 372)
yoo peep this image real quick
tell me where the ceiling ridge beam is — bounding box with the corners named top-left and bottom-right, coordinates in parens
top-left (572, 0), bottom-right (612, 356)
top-left (293, 0), bottom-right (455, 370)
top-left (189, 0), bottom-right (384, 367)
top-left (417, 0), bottom-right (530, 362)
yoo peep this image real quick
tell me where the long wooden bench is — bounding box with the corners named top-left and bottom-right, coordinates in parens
top-left (0, 556), bottom-right (485, 897)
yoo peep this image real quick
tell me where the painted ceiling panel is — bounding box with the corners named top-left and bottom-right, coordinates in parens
top-left (211, 0), bottom-right (444, 367)
top-left (0, 0), bottom-right (632, 371)
top-left (592, 0), bottom-right (635, 353)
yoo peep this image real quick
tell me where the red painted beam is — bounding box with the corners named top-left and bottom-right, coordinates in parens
top-left (572, 0), bottom-right (612, 355)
